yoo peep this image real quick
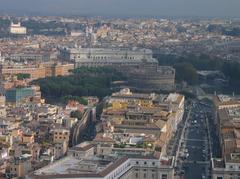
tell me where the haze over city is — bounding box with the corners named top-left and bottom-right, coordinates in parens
top-left (1, 1), bottom-right (240, 179)
top-left (0, 0), bottom-right (240, 17)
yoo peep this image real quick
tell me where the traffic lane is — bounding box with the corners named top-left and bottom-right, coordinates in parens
top-left (183, 143), bottom-right (205, 159)
top-left (186, 127), bottom-right (206, 139)
top-left (184, 127), bottom-right (209, 161)
top-left (185, 127), bottom-right (207, 141)
top-left (183, 163), bottom-right (206, 179)
top-left (180, 103), bottom-right (210, 179)
top-left (179, 139), bottom-right (207, 162)
top-left (186, 141), bottom-right (206, 161)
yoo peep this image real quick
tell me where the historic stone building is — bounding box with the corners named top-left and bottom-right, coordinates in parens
top-left (59, 47), bottom-right (175, 90)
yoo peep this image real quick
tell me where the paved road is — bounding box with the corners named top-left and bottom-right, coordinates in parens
top-left (175, 100), bottom-right (213, 179)
top-left (72, 108), bottom-right (93, 146)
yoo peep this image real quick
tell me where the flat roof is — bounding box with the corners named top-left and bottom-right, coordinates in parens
top-left (30, 156), bottom-right (127, 178)
top-left (33, 156), bottom-right (113, 176)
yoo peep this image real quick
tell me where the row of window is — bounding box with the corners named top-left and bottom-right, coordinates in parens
top-left (135, 161), bottom-right (155, 166)
top-left (217, 176), bottom-right (240, 179)
top-left (54, 136), bottom-right (67, 140)
top-left (73, 55), bottom-right (136, 60)
top-left (135, 172), bottom-right (167, 179)
top-left (228, 165), bottom-right (240, 170)
top-left (107, 162), bottom-right (131, 179)
top-left (54, 132), bottom-right (69, 135)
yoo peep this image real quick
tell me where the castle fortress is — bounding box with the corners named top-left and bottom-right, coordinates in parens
top-left (59, 47), bottom-right (175, 90)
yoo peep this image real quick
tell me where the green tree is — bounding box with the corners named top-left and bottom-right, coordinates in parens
top-left (63, 95), bottom-right (88, 105)
top-left (31, 67), bottom-right (126, 103)
top-left (70, 110), bottom-right (83, 120)
top-left (174, 63), bottom-right (198, 85)
top-left (16, 73), bottom-right (31, 80)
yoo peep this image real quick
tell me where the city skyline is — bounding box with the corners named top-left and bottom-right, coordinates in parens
top-left (0, 2), bottom-right (240, 178)
top-left (0, 0), bottom-right (240, 18)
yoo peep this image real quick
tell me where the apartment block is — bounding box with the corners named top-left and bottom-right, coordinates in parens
top-left (101, 88), bottom-right (184, 156)
top-left (212, 95), bottom-right (240, 179)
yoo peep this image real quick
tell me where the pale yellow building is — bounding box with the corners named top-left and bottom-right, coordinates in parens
top-left (52, 128), bottom-right (70, 143)
top-left (10, 155), bottom-right (31, 178)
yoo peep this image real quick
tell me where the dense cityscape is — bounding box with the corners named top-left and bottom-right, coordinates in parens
top-left (0, 5), bottom-right (240, 179)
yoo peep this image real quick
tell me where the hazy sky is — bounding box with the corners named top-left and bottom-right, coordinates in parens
top-left (0, 0), bottom-right (240, 18)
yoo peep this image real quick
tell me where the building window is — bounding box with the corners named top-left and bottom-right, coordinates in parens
top-left (144, 161), bottom-right (147, 165)
top-left (135, 173), bottom-right (138, 178)
top-left (152, 173), bottom-right (155, 179)
top-left (136, 161), bottom-right (139, 165)
top-left (152, 162), bottom-right (155, 166)
top-left (162, 174), bottom-right (167, 179)
top-left (217, 177), bottom-right (223, 179)
top-left (144, 173), bottom-right (146, 178)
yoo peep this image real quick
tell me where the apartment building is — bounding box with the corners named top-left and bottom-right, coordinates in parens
top-left (212, 98), bottom-right (240, 179)
top-left (101, 89), bottom-right (184, 156)
top-left (0, 62), bottom-right (74, 81)
top-left (9, 155), bottom-right (31, 178)
top-left (51, 128), bottom-right (70, 144)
